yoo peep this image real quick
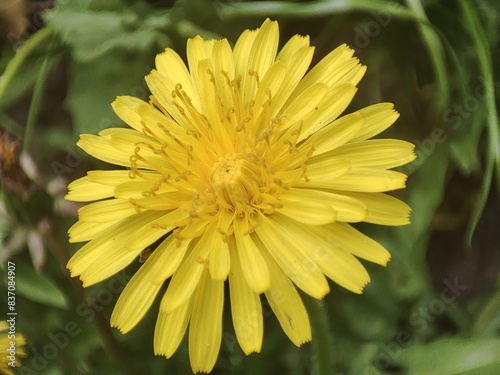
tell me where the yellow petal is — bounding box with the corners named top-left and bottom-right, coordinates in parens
top-left (77, 250), bottom-right (139, 287)
top-left (189, 270), bottom-right (224, 374)
top-left (234, 28), bottom-right (257, 84)
top-left (156, 48), bottom-right (199, 108)
top-left (276, 34), bottom-right (310, 63)
top-left (134, 97), bottom-right (205, 151)
top-left (211, 38), bottom-right (236, 111)
top-left (325, 222), bottom-right (391, 266)
top-left (290, 43), bottom-right (363, 98)
top-left (111, 95), bottom-right (150, 132)
top-left (79, 217), bottom-right (171, 286)
top-left (114, 179), bottom-right (176, 199)
top-left (124, 207), bottom-right (190, 252)
top-left (160, 258), bottom-right (203, 314)
top-left (154, 299), bottom-right (193, 358)
top-left (67, 211), bottom-right (166, 283)
top-left (324, 139), bottom-right (416, 169)
top-left (66, 176), bottom-right (114, 202)
top-left (193, 58), bottom-right (234, 152)
top-left (244, 19), bottom-right (279, 101)
top-left (273, 44), bottom-right (315, 115)
top-left (228, 242), bottom-right (263, 355)
top-left (208, 233), bottom-right (230, 281)
top-left (87, 169), bottom-right (158, 186)
top-left (160, 223), bottom-right (215, 313)
top-left (77, 134), bottom-right (135, 168)
top-left (280, 82), bottom-right (327, 128)
top-left (145, 235), bottom-right (191, 285)
top-left (253, 60), bottom-right (286, 120)
top-left (254, 213), bottom-right (329, 299)
top-left (306, 168), bottom-right (408, 192)
top-left (145, 70), bottom-right (192, 130)
top-left (178, 218), bottom-right (212, 239)
top-left (261, 247), bottom-right (311, 346)
top-left (319, 55), bottom-right (366, 88)
top-left (233, 218), bottom-right (270, 293)
top-left (313, 239), bottom-right (371, 294)
top-left (352, 103), bottom-right (400, 141)
top-left (275, 198), bottom-right (337, 225)
top-left (186, 35), bottom-right (216, 86)
top-left (272, 214), bottom-right (371, 293)
top-left (342, 192), bottom-right (412, 226)
top-left (133, 192), bottom-right (190, 211)
top-left (101, 129), bottom-right (175, 174)
top-left (299, 83), bottom-right (358, 140)
top-left (101, 127), bottom-right (161, 151)
top-left (279, 188), bottom-right (367, 223)
top-left (303, 158), bottom-right (351, 182)
top-left (302, 112), bottom-right (364, 157)
top-left (78, 199), bottom-right (136, 223)
top-left (68, 220), bottom-right (117, 243)
top-left (110, 257), bottom-right (162, 333)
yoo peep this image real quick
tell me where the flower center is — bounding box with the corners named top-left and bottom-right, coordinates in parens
top-left (210, 153), bottom-right (261, 213)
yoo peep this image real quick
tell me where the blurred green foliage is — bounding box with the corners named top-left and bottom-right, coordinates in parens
top-left (0, 0), bottom-right (499, 374)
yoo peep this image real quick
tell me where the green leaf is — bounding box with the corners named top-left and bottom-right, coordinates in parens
top-left (471, 289), bottom-right (500, 336)
top-left (66, 50), bottom-right (154, 137)
top-left (396, 337), bottom-right (500, 374)
top-left (15, 261), bottom-right (69, 309)
top-left (44, 5), bottom-right (170, 62)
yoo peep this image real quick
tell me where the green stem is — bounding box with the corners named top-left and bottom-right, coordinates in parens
top-left (304, 297), bottom-right (335, 375)
top-left (23, 37), bottom-right (55, 151)
top-left (458, 0), bottom-right (500, 243)
top-left (0, 24), bottom-right (54, 106)
top-left (405, 0), bottom-right (449, 109)
top-left (215, 0), bottom-right (422, 21)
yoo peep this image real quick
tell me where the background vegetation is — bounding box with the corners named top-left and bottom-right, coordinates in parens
top-left (0, 0), bottom-right (499, 374)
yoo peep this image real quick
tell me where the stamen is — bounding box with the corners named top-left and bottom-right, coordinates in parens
top-left (196, 256), bottom-right (209, 269)
top-left (129, 198), bottom-right (142, 214)
top-left (206, 69), bottom-right (216, 84)
top-left (302, 165), bottom-right (309, 182)
top-left (186, 128), bottom-right (201, 139)
top-left (186, 145), bottom-right (193, 165)
top-left (262, 88), bottom-right (272, 108)
top-left (248, 69), bottom-right (260, 87)
top-left (175, 170), bottom-right (192, 181)
top-left (150, 96), bottom-right (169, 117)
top-left (151, 223), bottom-right (172, 229)
top-left (236, 116), bottom-right (250, 132)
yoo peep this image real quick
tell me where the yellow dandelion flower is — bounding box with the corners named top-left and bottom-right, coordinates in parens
top-left (66, 19), bottom-right (415, 373)
top-left (0, 320), bottom-right (26, 374)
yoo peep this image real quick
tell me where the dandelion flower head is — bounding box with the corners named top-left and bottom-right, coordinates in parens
top-left (66, 19), bottom-right (415, 373)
